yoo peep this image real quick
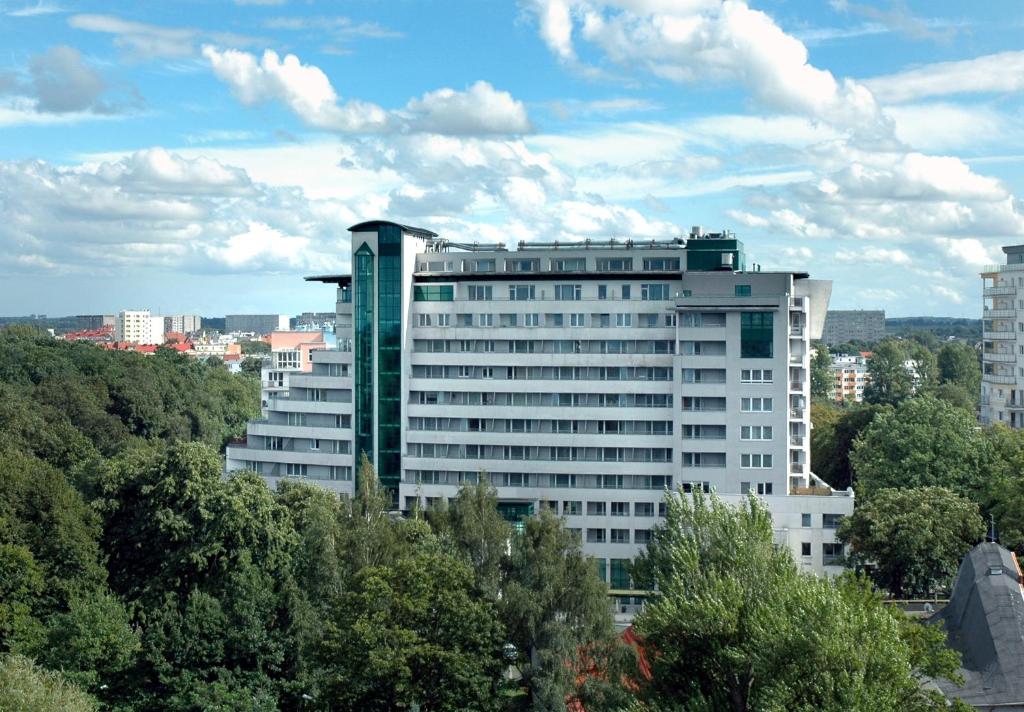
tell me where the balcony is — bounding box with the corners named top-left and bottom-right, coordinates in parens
top-left (789, 381), bottom-right (803, 392)
top-left (791, 486), bottom-right (833, 496)
top-left (790, 325), bottom-right (804, 336)
top-left (983, 352), bottom-right (1016, 363)
top-left (984, 308), bottom-right (1016, 318)
top-left (790, 463), bottom-right (805, 474)
top-left (790, 435), bottom-right (805, 446)
top-left (789, 297), bottom-right (806, 310)
top-left (983, 374), bottom-right (1016, 385)
top-left (984, 286), bottom-right (1017, 297)
top-left (789, 408), bottom-right (805, 419)
top-left (983, 330), bottom-right (1016, 340)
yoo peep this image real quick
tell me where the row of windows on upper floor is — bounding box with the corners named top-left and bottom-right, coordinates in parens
top-left (408, 418), bottom-right (778, 442)
top-left (408, 443), bottom-right (674, 463)
top-left (411, 365), bottom-right (775, 384)
top-left (242, 461), bottom-right (353, 481)
top-left (411, 283), bottom-right (760, 302)
top-left (416, 311), bottom-right (677, 328)
top-left (406, 469), bottom-right (673, 491)
top-left (410, 391), bottom-right (801, 411)
top-left (416, 256), bottom-right (682, 275)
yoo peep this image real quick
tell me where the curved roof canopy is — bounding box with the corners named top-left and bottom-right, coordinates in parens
top-left (347, 220), bottom-right (438, 238)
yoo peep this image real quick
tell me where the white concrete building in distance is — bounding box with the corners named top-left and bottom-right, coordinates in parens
top-left (981, 245), bottom-right (1024, 427)
top-left (165, 314), bottom-right (202, 334)
top-left (115, 310), bottom-right (165, 345)
top-left (227, 221), bottom-right (853, 580)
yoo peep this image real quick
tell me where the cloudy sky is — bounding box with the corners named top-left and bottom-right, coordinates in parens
top-left (1, 0), bottom-right (1022, 317)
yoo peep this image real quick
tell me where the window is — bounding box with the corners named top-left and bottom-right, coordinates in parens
top-left (756, 482), bottom-right (773, 495)
top-left (286, 463), bottom-right (307, 477)
top-left (741, 453), bottom-right (773, 468)
top-left (801, 513), bottom-right (812, 527)
top-left (740, 481), bottom-right (751, 494)
top-left (735, 284), bottom-right (751, 296)
top-left (635, 502), bottom-right (654, 517)
top-left (741, 397), bottom-right (773, 412)
top-left (524, 313), bottom-right (539, 327)
top-left (611, 502), bottom-right (629, 516)
top-left (741, 426), bottom-right (773, 441)
top-left (587, 528), bottom-right (607, 543)
top-left (553, 257), bottom-right (586, 272)
top-left (307, 388), bottom-right (325, 402)
top-left (741, 369), bottom-right (773, 383)
top-left (468, 285), bottom-right (493, 300)
top-left (437, 313), bottom-right (450, 327)
top-left (471, 259), bottom-right (495, 273)
top-left (509, 285), bottom-right (536, 301)
top-left (643, 257), bottom-right (680, 271)
top-left (823, 543), bottom-right (843, 565)
top-left (641, 283), bottom-right (670, 300)
top-left (555, 284), bottom-right (582, 300)
top-left (587, 501), bottom-right (607, 516)
top-left (616, 313), bottom-right (632, 327)
top-left (634, 529), bottom-right (652, 545)
top-left (823, 513), bottom-right (844, 529)
top-left (801, 542), bottom-right (811, 557)
top-left (479, 313), bottom-right (494, 327)
top-left (417, 313), bottom-right (432, 327)
top-left (310, 439), bottom-right (320, 451)
top-left (413, 285), bottom-right (454, 301)
top-left (610, 559), bottom-right (630, 589)
top-left (563, 500), bottom-right (582, 516)
top-left (287, 412), bottom-right (306, 426)
top-left (621, 285), bottom-right (631, 299)
top-left (509, 258), bottom-right (540, 273)
top-left (267, 436), bottom-right (282, 451)
top-left (597, 257), bottom-right (633, 272)
top-left (611, 529), bottom-right (630, 544)
top-left (741, 312), bottom-right (773, 358)
top-left (598, 285), bottom-right (608, 300)
top-left (571, 313), bottom-right (586, 327)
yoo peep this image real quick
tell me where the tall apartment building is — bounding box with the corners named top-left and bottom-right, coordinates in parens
top-left (830, 353), bottom-right (869, 402)
top-left (260, 331), bottom-right (328, 413)
top-left (165, 314), bottom-right (202, 334)
top-left (225, 314), bottom-right (290, 334)
top-left (821, 310), bottom-right (885, 346)
top-left (115, 310), bottom-right (165, 345)
top-left (981, 245), bottom-right (1024, 427)
top-left (227, 221), bottom-right (853, 577)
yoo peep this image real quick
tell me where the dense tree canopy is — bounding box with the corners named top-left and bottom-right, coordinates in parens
top-left (850, 396), bottom-right (988, 498)
top-left (810, 402), bottom-right (888, 491)
top-left (838, 487), bottom-right (985, 598)
top-left (864, 340), bottom-right (915, 406)
top-left (633, 491), bottom-right (967, 712)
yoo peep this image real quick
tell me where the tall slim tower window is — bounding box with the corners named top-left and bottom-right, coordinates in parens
top-left (377, 225), bottom-right (403, 494)
top-left (741, 312), bottom-right (774, 358)
top-left (354, 243), bottom-right (375, 471)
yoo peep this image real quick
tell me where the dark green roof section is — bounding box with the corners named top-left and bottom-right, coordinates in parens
top-left (686, 238), bottom-right (746, 272)
top-left (348, 220), bottom-right (438, 238)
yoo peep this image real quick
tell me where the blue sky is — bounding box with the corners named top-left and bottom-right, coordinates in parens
top-left (2, 0), bottom-right (1023, 317)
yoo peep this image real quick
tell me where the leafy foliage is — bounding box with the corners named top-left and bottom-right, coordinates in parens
top-left (838, 487), bottom-right (985, 597)
top-left (864, 340), bottom-right (915, 406)
top-left (633, 490), bottom-right (967, 712)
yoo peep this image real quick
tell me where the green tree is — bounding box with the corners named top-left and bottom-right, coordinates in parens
top-left (633, 490), bottom-right (966, 712)
top-left (811, 402), bottom-right (888, 491)
top-left (240, 340), bottom-right (271, 355)
top-left (864, 340), bottom-right (914, 406)
top-left (850, 396), bottom-right (988, 499)
top-left (936, 342), bottom-right (980, 406)
top-left (978, 425), bottom-right (1024, 553)
top-left (0, 654), bottom-right (98, 712)
top-left (838, 487), bottom-right (985, 598)
top-left (316, 540), bottom-right (506, 711)
top-left (444, 478), bottom-right (512, 598)
top-left (501, 507), bottom-right (627, 710)
top-left (810, 344), bottom-right (832, 400)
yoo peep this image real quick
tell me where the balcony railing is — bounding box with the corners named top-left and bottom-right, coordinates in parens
top-left (790, 325), bottom-right (804, 336)
top-left (792, 486), bottom-right (833, 496)
top-left (983, 330), bottom-right (1016, 340)
top-left (983, 352), bottom-right (1016, 363)
top-left (790, 408), bottom-right (805, 419)
top-left (984, 286), bottom-right (1017, 296)
top-left (984, 308), bottom-right (1016, 318)
top-left (790, 435), bottom-right (805, 446)
top-left (983, 374), bottom-right (1016, 385)
top-left (790, 463), bottom-right (805, 474)
top-left (789, 381), bottom-right (803, 391)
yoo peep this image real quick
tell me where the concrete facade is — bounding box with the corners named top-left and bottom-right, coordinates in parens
top-left (225, 314), bottom-right (290, 334)
top-left (821, 310), bottom-right (885, 346)
top-left (981, 245), bottom-right (1024, 427)
top-left (227, 221), bottom-right (853, 577)
top-left (115, 310), bottom-right (165, 345)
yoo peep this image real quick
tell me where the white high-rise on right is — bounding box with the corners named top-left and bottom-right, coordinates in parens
top-left (981, 245), bottom-right (1024, 426)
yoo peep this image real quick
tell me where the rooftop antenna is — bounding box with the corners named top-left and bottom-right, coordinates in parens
top-left (987, 513), bottom-right (998, 543)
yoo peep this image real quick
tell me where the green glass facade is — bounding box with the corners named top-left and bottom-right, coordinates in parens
top-left (413, 285), bottom-right (453, 301)
top-left (741, 311), bottom-right (774, 358)
top-left (354, 244), bottom-right (375, 473)
top-left (377, 226), bottom-right (403, 495)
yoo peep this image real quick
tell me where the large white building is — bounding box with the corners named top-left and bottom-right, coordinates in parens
top-left (115, 310), bottom-right (165, 345)
top-left (227, 221), bottom-right (853, 579)
top-left (981, 245), bottom-right (1024, 427)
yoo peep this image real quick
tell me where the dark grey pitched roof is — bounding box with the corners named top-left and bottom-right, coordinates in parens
top-left (932, 542), bottom-right (1024, 708)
